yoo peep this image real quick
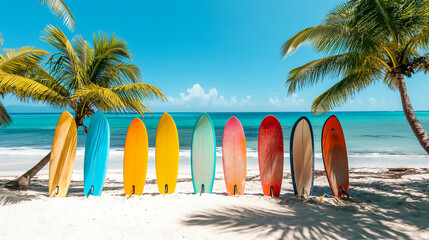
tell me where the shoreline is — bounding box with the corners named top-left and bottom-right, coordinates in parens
top-left (1, 167), bottom-right (428, 239)
top-left (2, 148), bottom-right (429, 174)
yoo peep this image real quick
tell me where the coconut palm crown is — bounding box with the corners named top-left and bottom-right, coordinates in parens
top-left (282, 0), bottom-right (429, 154)
top-left (3, 26), bottom-right (165, 190)
top-left (41, 25), bottom-right (165, 130)
top-left (2, 25), bottom-right (165, 130)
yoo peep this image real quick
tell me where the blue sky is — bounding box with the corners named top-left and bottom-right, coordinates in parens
top-left (1, 0), bottom-right (428, 113)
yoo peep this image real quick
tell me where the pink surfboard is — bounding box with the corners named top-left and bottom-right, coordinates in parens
top-left (258, 115), bottom-right (284, 197)
top-left (222, 117), bottom-right (247, 196)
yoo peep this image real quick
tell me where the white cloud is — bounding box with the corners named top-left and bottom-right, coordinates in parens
top-left (212, 95), bottom-right (237, 106)
top-left (368, 97), bottom-right (376, 105)
top-left (268, 96), bottom-right (281, 106)
top-left (240, 95), bottom-right (251, 106)
top-left (168, 84), bottom-right (217, 106)
top-left (268, 93), bottom-right (305, 107)
top-left (163, 83), bottom-right (246, 108)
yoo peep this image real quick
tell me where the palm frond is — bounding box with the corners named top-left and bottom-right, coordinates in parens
top-left (355, 0), bottom-right (398, 42)
top-left (0, 73), bottom-right (67, 105)
top-left (383, 72), bottom-right (397, 90)
top-left (71, 84), bottom-right (127, 112)
top-left (401, 30), bottom-right (429, 64)
top-left (324, 2), bottom-right (354, 25)
top-left (0, 47), bottom-right (47, 73)
top-left (0, 100), bottom-right (12, 127)
top-left (117, 97), bottom-right (152, 115)
top-left (42, 25), bottom-right (82, 90)
top-left (31, 64), bottom-right (71, 98)
top-left (286, 53), bottom-right (380, 94)
top-left (72, 35), bottom-right (92, 71)
top-left (311, 68), bottom-right (383, 114)
top-left (93, 33), bottom-right (131, 60)
top-left (351, 0), bottom-right (429, 43)
top-left (90, 33), bottom-right (133, 86)
top-left (110, 83), bottom-right (166, 101)
top-left (281, 25), bottom-right (381, 57)
top-left (73, 82), bottom-right (165, 115)
top-left (38, 0), bottom-right (75, 31)
top-left (95, 63), bottom-right (142, 87)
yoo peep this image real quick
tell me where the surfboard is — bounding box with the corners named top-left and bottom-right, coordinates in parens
top-left (123, 118), bottom-right (148, 197)
top-left (321, 115), bottom-right (349, 198)
top-left (191, 113), bottom-right (216, 194)
top-left (290, 116), bottom-right (314, 198)
top-left (222, 117), bottom-right (246, 196)
top-left (49, 111), bottom-right (77, 197)
top-left (155, 112), bottom-right (179, 194)
top-left (84, 112), bottom-right (110, 196)
top-left (258, 115), bottom-right (283, 197)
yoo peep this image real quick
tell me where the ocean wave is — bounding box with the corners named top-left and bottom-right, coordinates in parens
top-left (0, 147), bottom-right (427, 160)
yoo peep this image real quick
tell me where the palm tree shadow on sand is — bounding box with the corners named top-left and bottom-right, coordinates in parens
top-left (0, 182), bottom-right (39, 205)
top-left (181, 180), bottom-right (429, 239)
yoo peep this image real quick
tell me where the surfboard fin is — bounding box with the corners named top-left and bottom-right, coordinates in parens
top-left (87, 185), bottom-right (94, 198)
top-left (234, 185), bottom-right (238, 196)
top-left (200, 184), bottom-right (205, 196)
top-left (126, 185), bottom-right (135, 199)
top-left (270, 186), bottom-right (274, 198)
top-left (303, 187), bottom-right (310, 199)
top-left (339, 187), bottom-right (349, 199)
top-left (165, 184), bottom-right (168, 194)
top-left (50, 186), bottom-right (59, 197)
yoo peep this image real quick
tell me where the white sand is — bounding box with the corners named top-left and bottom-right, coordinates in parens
top-left (1, 167), bottom-right (429, 239)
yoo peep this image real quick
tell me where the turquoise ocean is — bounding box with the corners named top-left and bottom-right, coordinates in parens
top-left (1, 111), bottom-right (429, 172)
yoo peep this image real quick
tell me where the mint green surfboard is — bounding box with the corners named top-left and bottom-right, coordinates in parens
top-left (191, 113), bottom-right (216, 194)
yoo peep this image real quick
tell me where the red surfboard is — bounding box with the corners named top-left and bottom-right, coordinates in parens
top-left (322, 115), bottom-right (349, 198)
top-left (258, 115), bottom-right (284, 197)
top-left (222, 117), bottom-right (247, 196)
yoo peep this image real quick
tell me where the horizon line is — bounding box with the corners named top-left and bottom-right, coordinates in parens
top-left (6, 110), bottom-right (429, 115)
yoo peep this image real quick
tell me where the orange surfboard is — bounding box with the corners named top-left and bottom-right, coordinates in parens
top-left (222, 117), bottom-right (246, 196)
top-left (321, 115), bottom-right (349, 198)
top-left (123, 118), bottom-right (148, 197)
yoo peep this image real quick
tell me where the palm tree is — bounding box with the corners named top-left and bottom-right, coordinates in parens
top-left (281, 0), bottom-right (429, 154)
top-left (4, 25), bottom-right (166, 190)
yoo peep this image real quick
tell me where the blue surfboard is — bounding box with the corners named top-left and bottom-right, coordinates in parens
top-left (191, 113), bottom-right (216, 194)
top-left (84, 112), bottom-right (110, 196)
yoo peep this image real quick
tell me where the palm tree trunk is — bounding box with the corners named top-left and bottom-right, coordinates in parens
top-left (4, 152), bottom-right (51, 190)
top-left (395, 72), bottom-right (429, 154)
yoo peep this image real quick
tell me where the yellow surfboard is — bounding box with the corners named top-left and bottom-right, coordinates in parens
top-left (123, 118), bottom-right (148, 197)
top-left (155, 112), bottom-right (179, 194)
top-left (49, 111), bottom-right (77, 197)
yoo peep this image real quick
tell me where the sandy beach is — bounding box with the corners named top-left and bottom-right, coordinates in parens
top-left (1, 167), bottom-right (428, 239)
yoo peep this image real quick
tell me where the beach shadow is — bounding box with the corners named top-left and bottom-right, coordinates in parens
top-left (0, 181), bottom-right (41, 206)
top-left (181, 179), bottom-right (429, 239)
